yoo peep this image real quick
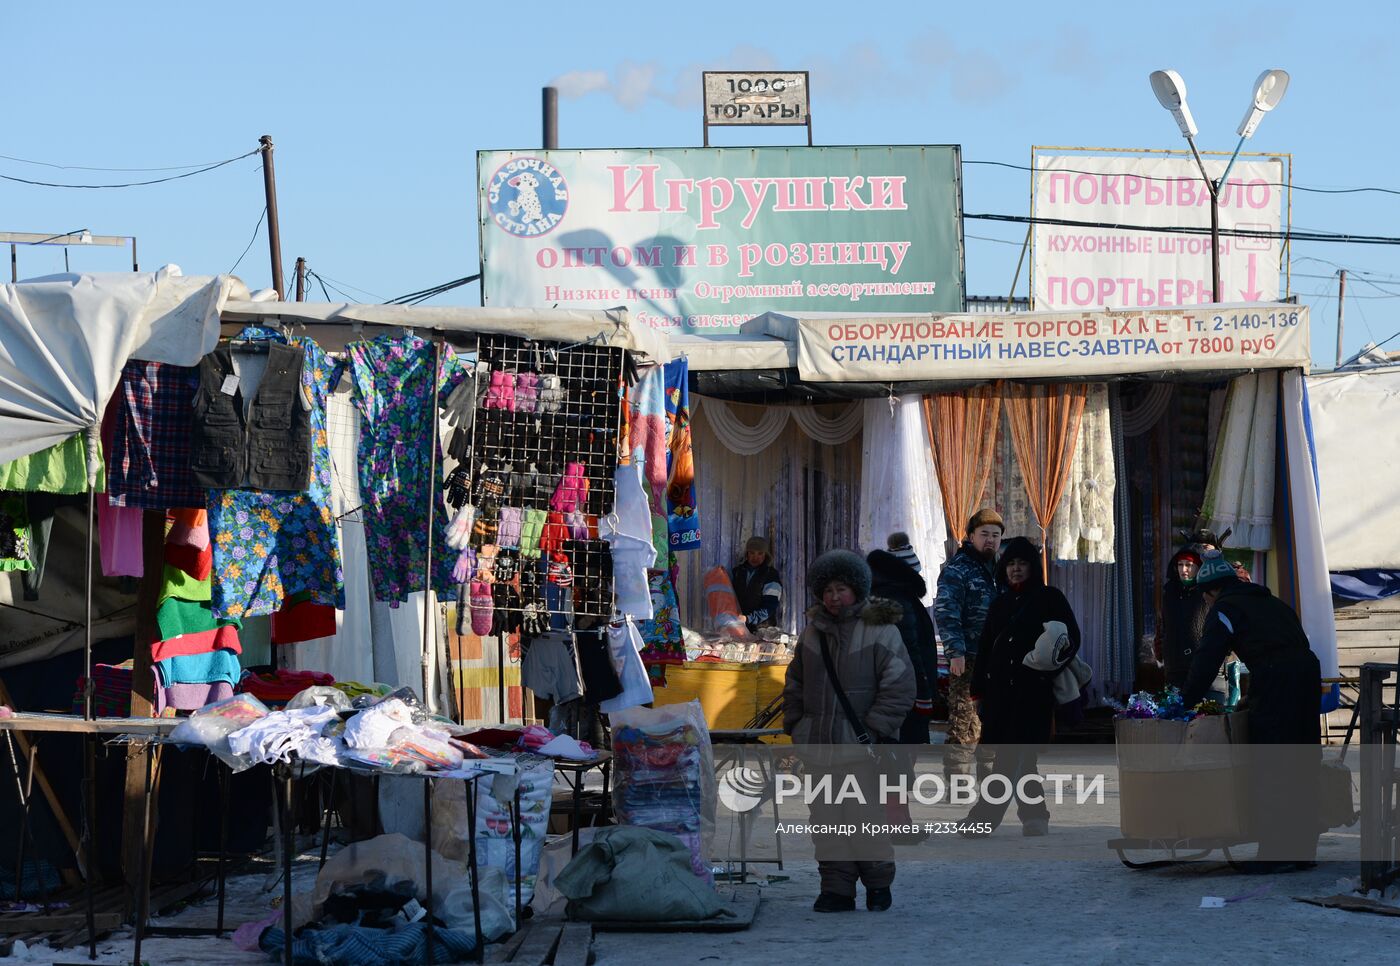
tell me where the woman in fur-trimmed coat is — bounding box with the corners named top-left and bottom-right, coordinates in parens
top-left (783, 549), bottom-right (916, 915)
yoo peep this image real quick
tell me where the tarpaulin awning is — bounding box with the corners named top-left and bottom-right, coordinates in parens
top-left (0, 268), bottom-right (249, 475)
top-left (1307, 365), bottom-right (1400, 570)
top-left (220, 301), bottom-right (671, 366)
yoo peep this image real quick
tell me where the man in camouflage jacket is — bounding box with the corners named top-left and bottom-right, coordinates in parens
top-left (934, 509), bottom-right (1003, 776)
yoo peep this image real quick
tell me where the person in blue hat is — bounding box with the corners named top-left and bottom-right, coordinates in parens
top-left (1183, 552), bottom-right (1322, 872)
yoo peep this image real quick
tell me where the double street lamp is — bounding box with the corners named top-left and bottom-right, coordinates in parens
top-left (1149, 68), bottom-right (1289, 303)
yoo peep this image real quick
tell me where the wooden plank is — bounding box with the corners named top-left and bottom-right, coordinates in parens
top-left (509, 923), bottom-right (562, 965)
top-left (552, 922), bottom-right (593, 966)
top-left (486, 925), bottom-right (534, 964)
top-left (0, 912), bottom-right (122, 933)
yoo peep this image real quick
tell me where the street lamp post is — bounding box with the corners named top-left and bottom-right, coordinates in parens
top-left (1149, 68), bottom-right (1289, 303)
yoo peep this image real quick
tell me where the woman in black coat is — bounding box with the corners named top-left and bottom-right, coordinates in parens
top-left (965, 536), bottom-right (1081, 835)
top-left (867, 549), bottom-right (938, 743)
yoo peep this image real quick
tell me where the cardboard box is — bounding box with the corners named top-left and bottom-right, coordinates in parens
top-left (1115, 712), bottom-right (1252, 840)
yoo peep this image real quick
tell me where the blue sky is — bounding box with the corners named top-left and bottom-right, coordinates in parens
top-left (6, 2), bottom-right (1396, 365)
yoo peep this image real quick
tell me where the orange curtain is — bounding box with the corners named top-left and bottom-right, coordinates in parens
top-left (1002, 383), bottom-right (1088, 574)
top-left (923, 384), bottom-right (1002, 544)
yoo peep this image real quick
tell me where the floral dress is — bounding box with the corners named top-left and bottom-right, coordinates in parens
top-left (209, 328), bottom-right (345, 620)
top-left (345, 334), bottom-right (462, 603)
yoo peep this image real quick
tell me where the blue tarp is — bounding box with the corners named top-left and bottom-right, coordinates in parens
top-left (1331, 570), bottom-right (1400, 602)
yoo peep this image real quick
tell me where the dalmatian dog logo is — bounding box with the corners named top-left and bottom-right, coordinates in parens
top-left (486, 157), bottom-right (568, 237)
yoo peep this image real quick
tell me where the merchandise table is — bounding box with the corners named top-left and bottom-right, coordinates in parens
top-left (709, 728), bottom-right (786, 877)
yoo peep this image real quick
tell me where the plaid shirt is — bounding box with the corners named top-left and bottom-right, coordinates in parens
top-left (107, 360), bottom-right (204, 509)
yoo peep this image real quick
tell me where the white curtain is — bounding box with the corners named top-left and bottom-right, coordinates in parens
top-left (1281, 369), bottom-right (1338, 678)
top-left (697, 397), bottom-right (862, 454)
top-left (858, 396), bottom-right (946, 602)
top-left (1202, 373), bottom-right (1277, 550)
top-left (1051, 383), bottom-right (1117, 562)
top-left (677, 399), bottom-right (863, 634)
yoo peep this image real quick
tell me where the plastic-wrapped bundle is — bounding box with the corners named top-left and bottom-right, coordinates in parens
top-left (609, 701), bottom-right (716, 884)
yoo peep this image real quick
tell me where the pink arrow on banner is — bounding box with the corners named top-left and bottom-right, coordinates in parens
top-left (1240, 253), bottom-right (1263, 300)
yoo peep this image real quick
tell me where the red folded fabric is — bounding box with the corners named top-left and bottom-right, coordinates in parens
top-left (151, 626), bottom-right (243, 662)
top-left (270, 600), bottom-right (337, 645)
top-left (238, 669), bottom-right (335, 704)
top-left (165, 541), bottom-right (212, 582)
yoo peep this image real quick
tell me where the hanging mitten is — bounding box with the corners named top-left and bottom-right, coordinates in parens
top-left (470, 581), bottom-right (494, 636)
top-left (484, 370), bottom-right (510, 410)
top-left (539, 511), bottom-right (569, 555)
top-left (497, 507), bottom-right (523, 549)
top-left (519, 508), bottom-right (547, 559)
top-left (451, 546), bottom-right (477, 584)
top-left (538, 374), bottom-right (564, 413)
top-left (446, 504), bottom-right (477, 550)
top-left (514, 372), bottom-right (540, 414)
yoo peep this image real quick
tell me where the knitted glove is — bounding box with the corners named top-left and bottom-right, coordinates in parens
top-left (475, 544), bottom-right (499, 583)
top-left (565, 510), bottom-right (589, 541)
top-left (497, 507), bottom-right (523, 549)
top-left (539, 512), bottom-right (569, 555)
top-left (484, 369), bottom-right (510, 410)
top-left (550, 462), bottom-right (587, 513)
top-left (446, 504), bottom-right (476, 551)
top-left (473, 463), bottom-right (507, 506)
top-left (522, 601), bottom-right (548, 636)
top-left (493, 551), bottom-right (518, 583)
top-left (444, 465), bottom-right (472, 510)
top-left (538, 374), bottom-right (564, 413)
top-left (519, 509), bottom-right (547, 559)
top-left (451, 546), bottom-right (477, 584)
top-left (514, 372), bottom-right (540, 414)
top-left (470, 581), bottom-right (494, 636)
top-left (470, 506), bottom-right (498, 549)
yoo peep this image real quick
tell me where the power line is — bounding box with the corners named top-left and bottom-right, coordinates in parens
top-left (385, 275), bottom-right (481, 305)
top-left (228, 207), bottom-right (268, 275)
top-left (0, 151), bottom-right (256, 173)
top-left (966, 158), bottom-right (1400, 197)
top-left (0, 149), bottom-right (258, 189)
top-left (305, 271), bottom-right (387, 303)
top-left (965, 212), bottom-right (1400, 246)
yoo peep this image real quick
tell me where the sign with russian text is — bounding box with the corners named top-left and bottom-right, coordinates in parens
top-left (478, 147), bottom-right (964, 332)
top-left (703, 71), bottom-right (808, 126)
top-left (1032, 154), bottom-right (1285, 310)
top-left (792, 304), bottom-right (1310, 382)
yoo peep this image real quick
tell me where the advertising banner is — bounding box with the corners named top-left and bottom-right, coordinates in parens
top-left (478, 146), bottom-right (964, 333)
top-left (1032, 154), bottom-right (1286, 310)
top-left (790, 303), bottom-right (1310, 383)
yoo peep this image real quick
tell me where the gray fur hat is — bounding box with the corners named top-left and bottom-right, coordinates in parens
top-left (807, 549), bottom-right (872, 602)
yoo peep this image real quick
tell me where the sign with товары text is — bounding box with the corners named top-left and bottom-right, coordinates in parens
top-left (791, 304), bottom-right (1310, 383)
top-left (477, 146), bottom-right (965, 333)
top-left (703, 71), bottom-right (808, 125)
top-left (1032, 154), bottom-right (1286, 310)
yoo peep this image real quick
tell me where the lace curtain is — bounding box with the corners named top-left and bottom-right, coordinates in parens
top-left (1202, 372), bottom-right (1277, 551)
top-left (859, 396), bottom-right (947, 601)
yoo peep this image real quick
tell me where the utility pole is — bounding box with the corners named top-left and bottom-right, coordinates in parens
top-left (259, 135), bottom-right (285, 299)
top-left (294, 257), bottom-right (306, 302)
top-left (1336, 269), bottom-right (1347, 368)
top-left (543, 86), bottom-right (558, 149)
